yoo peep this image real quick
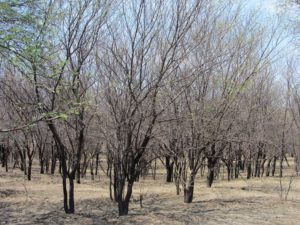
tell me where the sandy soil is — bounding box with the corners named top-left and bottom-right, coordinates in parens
top-left (0, 163), bottom-right (300, 225)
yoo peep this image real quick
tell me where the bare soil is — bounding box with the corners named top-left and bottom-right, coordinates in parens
top-left (0, 163), bottom-right (300, 225)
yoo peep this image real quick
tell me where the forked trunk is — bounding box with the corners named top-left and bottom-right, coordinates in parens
top-left (118, 200), bottom-right (129, 216)
top-left (116, 180), bottom-right (134, 216)
top-left (62, 175), bottom-right (75, 214)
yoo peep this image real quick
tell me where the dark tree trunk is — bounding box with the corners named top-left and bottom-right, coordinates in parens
top-left (51, 157), bottom-right (56, 174)
top-left (61, 171), bottom-right (75, 214)
top-left (207, 166), bottom-right (214, 187)
top-left (90, 160), bottom-right (94, 181)
top-left (266, 158), bottom-right (271, 177)
top-left (48, 122), bottom-right (76, 214)
top-left (95, 153), bottom-right (99, 176)
top-left (235, 160), bottom-right (239, 179)
top-left (165, 156), bottom-right (174, 182)
top-left (77, 163), bottom-right (81, 184)
top-left (184, 174), bottom-right (195, 203)
top-left (27, 160), bottom-right (32, 181)
top-left (247, 160), bottom-right (252, 179)
top-left (118, 200), bottom-right (129, 216)
top-left (184, 185), bottom-right (194, 203)
top-left (271, 156), bottom-right (277, 176)
top-left (38, 146), bottom-right (44, 174)
top-left (40, 159), bottom-right (44, 174)
top-left (1, 147), bottom-right (9, 172)
top-left (116, 180), bottom-right (133, 216)
top-left (260, 158), bottom-right (267, 177)
top-left (59, 161), bottom-right (62, 174)
top-left (68, 177), bottom-right (75, 213)
top-left (227, 164), bottom-right (231, 181)
top-left (279, 157), bottom-right (284, 178)
top-left (1, 146), bottom-right (5, 168)
top-left (5, 159), bottom-right (8, 172)
top-left (207, 144), bottom-right (216, 187)
top-left (51, 145), bottom-right (57, 174)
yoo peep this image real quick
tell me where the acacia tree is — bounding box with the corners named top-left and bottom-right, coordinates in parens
top-left (1, 0), bottom-right (111, 214)
top-left (96, 0), bottom-right (203, 215)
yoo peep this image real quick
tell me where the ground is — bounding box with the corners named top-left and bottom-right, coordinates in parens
top-left (0, 161), bottom-right (300, 225)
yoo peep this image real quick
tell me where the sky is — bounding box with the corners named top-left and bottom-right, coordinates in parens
top-left (250, 0), bottom-right (280, 14)
top-left (242, 0), bottom-right (299, 77)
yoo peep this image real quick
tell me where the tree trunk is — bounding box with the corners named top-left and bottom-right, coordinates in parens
top-left (27, 159), bottom-right (32, 181)
top-left (175, 179), bottom-right (180, 195)
top-left (116, 180), bottom-right (133, 216)
top-left (207, 166), bottom-right (214, 187)
top-left (68, 177), bottom-right (75, 213)
top-left (235, 160), bottom-right (239, 179)
top-left (207, 144), bottom-right (216, 187)
top-left (59, 161), bottom-right (62, 174)
top-left (152, 159), bottom-right (156, 180)
top-left (40, 159), bottom-right (44, 174)
top-left (266, 159), bottom-right (271, 177)
top-left (184, 174), bottom-right (195, 203)
top-left (279, 157), bottom-right (284, 178)
top-left (95, 153), bottom-right (99, 176)
top-left (5, 152), bottom-right (8, 172)
top-left (247, 160), bottom-right (252, 179)
top-left (90, 160), bottom-right (94, 181)
top-left (118, 200), bottom-right (129, 216)
top-left (1, 147), bottom-right (6, 168)
top-left (227, 164), bottom-right (231, 181)
top-left (260, 159), bottom-right (267, 177)
top-left (271, 156), bottom-right (277, 176)
top-left (61, 172), bottom-right (75, 214)
top-left (77, 162), bottom-right (81, 184)
top-left (207, 158), bottom-right (216, 187)
top-left (51, 146), bottom-right (57, 174)
top-left (51, 157), bottom-right (56, 174)
top-left (165, 156), bottom-right (174, 182)
top-left (109, 166), bottom-right (114, 201)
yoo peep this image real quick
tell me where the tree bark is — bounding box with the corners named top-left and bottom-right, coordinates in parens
top-left (271, 156), bottom-right (277, 176)
top-left (165, 156), bottom-right (174, 182)
top-left (95, 153), bottom-right (99, 176)
top-left (116, 180), bottom-right (133, 216)
top-left (27, 159), bottom-right (32, 181)
top-left (207, 144), bottom-right (216, 187)
top-left (266, 158), bottom-right (271, 177)
top-left (247, 160), bottom-right (252, 179)
top-left (40, 159), bottom-right (44, 174)
top-left (184, 174), bottom-right (195, 203)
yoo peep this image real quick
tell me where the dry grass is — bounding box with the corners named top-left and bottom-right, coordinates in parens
top-left (0, 161), bottom-right (300, 225)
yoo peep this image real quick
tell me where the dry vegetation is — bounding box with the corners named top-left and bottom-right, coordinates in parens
top-left (1, 159), bottom-right (299, 225)
top-left (1, 0), bottom-right (300, 222)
